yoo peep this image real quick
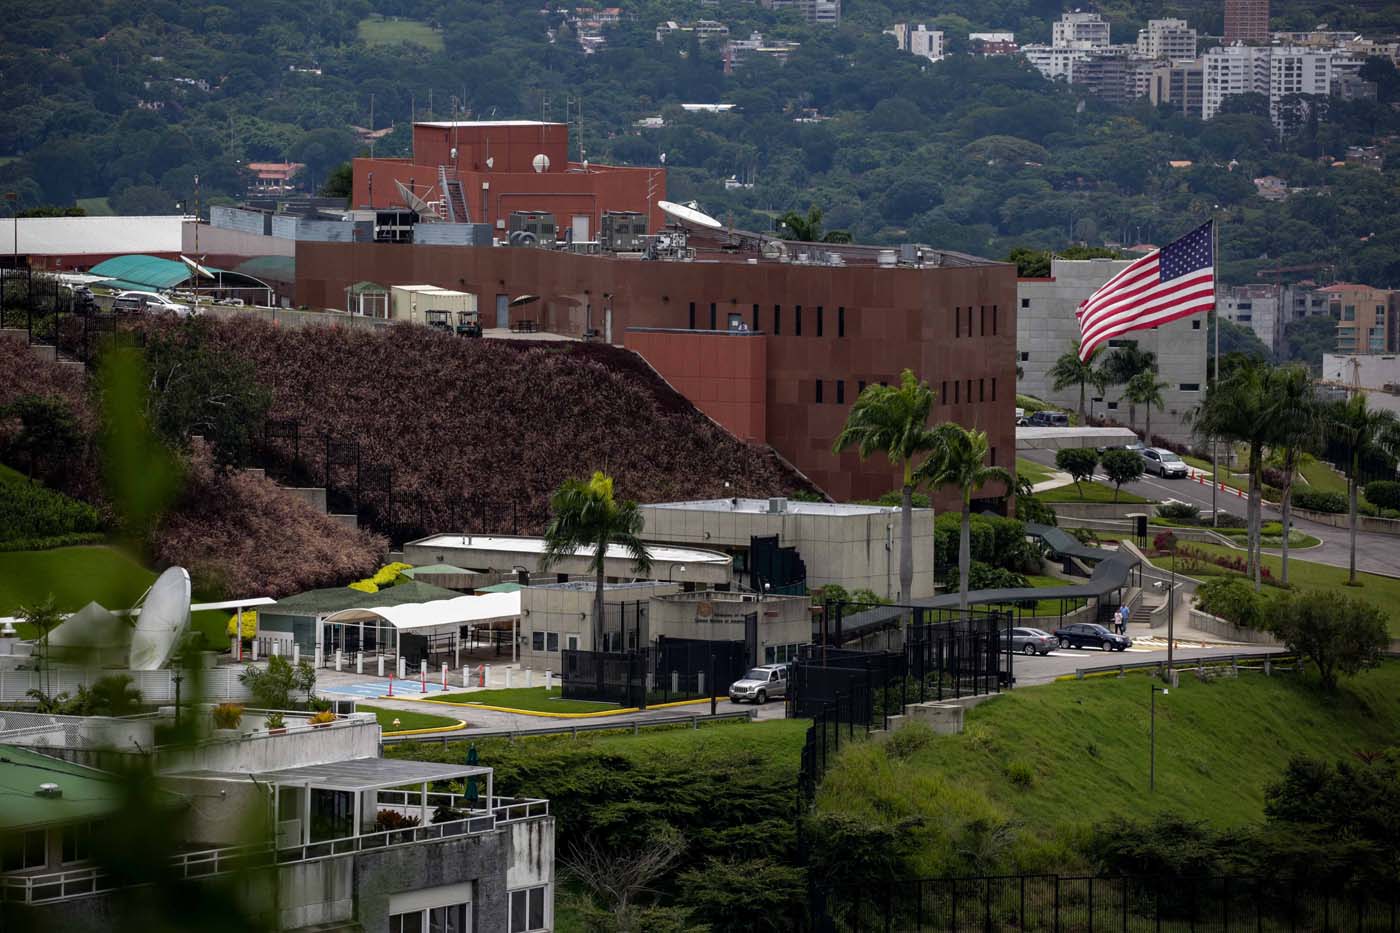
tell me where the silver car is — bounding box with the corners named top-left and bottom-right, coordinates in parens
top-left (729, 664), bottom-right (788, 704)
top-left (1001, 627), bottom-right (1057, 656)
top-left (1140, 447), bottom-right (1188, 478)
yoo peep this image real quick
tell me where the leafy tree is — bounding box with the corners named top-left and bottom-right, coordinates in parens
top-left (1364, 479), bottom-right (1400, 512)
top-left (675, 857), bottom-right (804, 932)
top-left (1, 393), bottom-right (81, 481)
top-left (111, 183), bottom-right (174, 215)
top-left (1264, 364), bottom-right (1322, 585)
top-left (1265, 591), bottom-right (1388, 691)
top-left (19, 597), bottom-right (63, 694)
top-left (1124, 370), bottom-right (1167, 440)
top-left (1209, 316), bottom-right (1273, 365)
top-left (238, 654), bottom-right (316, 709)
top-left (833, 370), bottom-right (945, 605)
top-left (541, 471), bottom-right (651, 650)
top-left (1048, 339), bottom-right (1106, 423)
top-left (1100, 344), bottom-right (1156, 390)
top-left (1006, 246), bottom-right (1050, 278)
top-left (320, 161), bottom-right (353, 202)
top-left (1054, 447), bottom-right (1099, 496)
top-left (1324, 393), bottom-right (1400, 584)
top-left (915, 425), bottom-right (1012, 611)
top-left (1282, 317), bottom-right (1336, 369)
top-left (775, 205), bottom-right (850, 243)
top-left (1100, 448), bottom-right (1144, 502)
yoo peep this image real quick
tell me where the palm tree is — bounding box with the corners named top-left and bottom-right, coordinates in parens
top-left (1190, 357), bottom-right (1271, 590)
top-left (915, 425), bottom-right (1013, 612)
top-left (1048, 340), bottom-right (1105, 424)
top-left (1124, 370), bottom-right (1168, 442)
top-left (1263, 365), bottom-right (1322, 587)
top-left (833, 370), bottom-right (944, 605)
top-left (1324, 393), bottom-right (1400, 585)
top-left (540, 471), bottom-right (652, 650)
top-left (776, 205), bottom-right (852, 243)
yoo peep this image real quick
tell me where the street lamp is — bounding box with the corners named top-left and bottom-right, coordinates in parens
top-left (1150, 684), bottom-right (1169, 791)
top-left (667, 564), bottom-right (686, 583)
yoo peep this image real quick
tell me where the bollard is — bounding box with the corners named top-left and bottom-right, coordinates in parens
top-left (273, 641), bottom-right (281, 657)
top-left (420, 661), bottom-right (427, 694)
top-left (1263, 658), bottom-right (1272, 677)
top-left (544, 670), bottom-right (553, 691)
top-left (293, 643), bottom-right (300, 665)
top-left (252, 639), bottom-right (259, 661)
top-left (462, 665), bottom-right (470, 688)
top-left (230, 635), bottom-right (239, 658)
top-left (397, 656), bottom-right (406, 679)
top-left (377, 655), bottom-right (385, 678)
top-left (388, 673), bottom-right (394, 697)
top-left (482, 664), bottom-right (490, 687)
top-left (525, 669), bottom-right (533, 689)
top-left (334, 650), bottom-right (342, 672)
top-left (441, 663), bottom-right (448, 688)
top-left (505, 668), bottom-right (514, 689)
top-left (671, 671), bottom-right (679, 694)
top-left (698, 671), bottom-right (706, 696)
top-left (357, 652), bottom-right (364, 675)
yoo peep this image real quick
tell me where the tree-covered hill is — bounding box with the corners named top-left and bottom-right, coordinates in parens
top-left (5, 0), bottom-right (1400, 285)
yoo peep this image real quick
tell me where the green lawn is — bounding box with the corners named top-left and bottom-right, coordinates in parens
top-left (1146, 541), bottom-right (1400, 635)
top-left (357, 704), bottom-right (463, 732)
top-left (357, 14), bottom-right (444, 51)
top-left (0, 545), bottom-right (227, 648)
top-left (1015, 458), bottom-right (1055, 486)
top-left (1034, 482), bottom-right (1151, 504)
top-left (1297, 459), bottom-right (1349, 496)
top-left (815, 664), bottom-right (1400, 877)
top-left (430, 686), bottom-right (618, 714)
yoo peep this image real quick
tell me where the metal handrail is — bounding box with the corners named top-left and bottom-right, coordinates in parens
top-left (1073, 650), bottom-right (1295, 679)
top-left (380, 708), bottom-right (756, 744)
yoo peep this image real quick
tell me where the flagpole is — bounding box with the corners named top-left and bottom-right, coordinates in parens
top-left (1211, 218), bottom-right (1219, 529)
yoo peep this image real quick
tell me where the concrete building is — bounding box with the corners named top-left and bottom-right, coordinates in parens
top-left (1203, 44), bottom-right (1272, 119)
top-left (1017, 258), bottom-right (1207, 445)
top-left (1023, 44), bottom-right (1094, 81)
top-left (1072, 54), bottom-right (1154, 105)
top-left (655, 19), bottom-right (729, 42)
top-left (887, 23), bottom-right (945, 62)
top-left (516, 582), bottom-right (810, 670)
top-left (1203, 45), bottom-right (1331, 127)
top-left (1217, 283), bottom-right (1284, 353)
top-left (402, 534), bottom-right (733, 588)
top-left (0, 709), bottom-right (555, 932)
top-left (1283, 282), bottom-right (1331, 322)
top-left (761, 0), bottom-right (840, 25)
top-left (969, 32), bottom-right (1018, 56)
top-left (0, 215), bottom-right (186, 272)
top-left (1149, 59), bottom-right (1205, 116)
top-left (1052, 12), bottom-right (1111, 49)
top-left (1224, 0), bottom-right (1270, 44)
top-left (1136, 19), bottom-right (1197, 60)
top-left (637, 497), bottom-right (936, 603)
top-left (1321, 284), bottom-right (1397, 354)
top-left (1320, 352), bottom-right (1400, 416)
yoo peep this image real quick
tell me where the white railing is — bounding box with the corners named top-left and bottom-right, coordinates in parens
top-left (0, 667), bottom-right (255, 704)
top-left (0, 866), bottom-right (117, 904)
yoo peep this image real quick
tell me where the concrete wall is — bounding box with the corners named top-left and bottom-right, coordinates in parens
top-left (1018, 259), bottom-right (1207, 445)
top-left (648, 591), bottom-right (810, 656)
top-left (520, 582), bottom-right (680, 668)
top-left (345, 828), bottom-right (514, 933)
top-left (1290, 505), bottom-right (1400, 536)
top-left (1188, 607), bottom-right (1284, 645)
top-left (201, 305), bottom-right (392, 330)
top-left (638, 502), bottom-right (935, 602)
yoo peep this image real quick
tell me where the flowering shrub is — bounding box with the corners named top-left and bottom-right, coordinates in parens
top-left (348, 580), bottom-right (378, 593)
top-left (211, 703), bottom-right (243, 729)
top-left (225, 609), bottom-right (258, 639)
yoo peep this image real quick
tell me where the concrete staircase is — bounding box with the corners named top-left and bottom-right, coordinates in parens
top-left (242, 468), bottom-right (358, 529)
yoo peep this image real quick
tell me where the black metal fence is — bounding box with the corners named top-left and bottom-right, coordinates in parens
top-left (560, 648), bottom-right (649, 708)
top-left (560, 637), bottom-right (749, 709)
top-left (820, 873), bottom-right (1400, 932)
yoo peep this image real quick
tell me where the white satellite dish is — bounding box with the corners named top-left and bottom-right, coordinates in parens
top-left (658, 200), bottom-right (723, 231)
top-left (394, 179), bottom-right (440, 221)
top-left (532, 153), bottom-right (551, 173)
top-left (179, 254), bottom-right (215, 281)
top-left (128, 567), bottom-right (192, 671)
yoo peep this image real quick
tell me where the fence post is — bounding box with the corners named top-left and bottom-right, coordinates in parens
top-left (984, 878), bottom-right (993, 933)
top-left (1089, 877), bottom-right (1095, 933)
top-left (1054, 876), bottom-right (1061, 933)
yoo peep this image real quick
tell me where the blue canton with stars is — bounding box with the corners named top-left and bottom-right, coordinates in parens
top-left (1159, 221), bottom-right (1213, 281)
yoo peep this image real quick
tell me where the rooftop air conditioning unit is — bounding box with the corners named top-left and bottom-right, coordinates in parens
top-left (768, 497), bottom-right (788, 514)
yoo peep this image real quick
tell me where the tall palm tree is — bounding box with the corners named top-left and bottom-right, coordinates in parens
top-left (540, 471), bottom-right (652, 650)
top-left (1124, 370), bottom-right (1168, 442)
top-left (776, 205), bottom-right (852, 243)
top-left (1191, 357), bottom-right (1270, 590)
top-left (1048, 339), bottom-right (1105, 423)
top-left (915, 425), bottom-right (1013, 612)
top-left (1324, 393), bottom-right (1400, 585)
top-left (1263, 365), bottom-right (1322, 586)
top-left (833, 370), bottom-right (943, 605)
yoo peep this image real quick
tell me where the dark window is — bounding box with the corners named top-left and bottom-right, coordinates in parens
top-left (774, 305), bottom-right (781, 335)
top-left (1180, 383), bottom-right (1200, 391)
top-left (955, 307), bottom-right (961, 338)
top-left (752, 303), bottom-right (760, 330)
top-left (990, 446), bottom-right (997, 466)
top-left (1021, 297), bottom-right (1030, 308)
top-left (979, 378), bottom-right (985, 402)
top-left (967, 379), bottom-right (973, 402)
top-left (532, 632), bottom-right (544, 651)
top-left (954, 381), bottom-right (960, 403)
top-left (941, 380), bottom-right (948, 403)
top-left (991, 377), bottom-right (997, 401)
top-left (992, 305), bottom-right (999, 335)
top-left (836, 380), bottom-right (845, 404)
top-left (816, 305), bottom-right (824, 336)
top-left (967, 307), bottom-right (974, 335)
top-left (546, 632), bottom-right (559, 651)
top-left (795, 305), bottom-right (803, 336)
top-left (1192, 319), bottom-right (1201, 329)
top-left (858, 380), bottom-right (866, 393)
top-left (980, 305), bottom-right (986, 336)
top-left (62, 823), bottom-right (92, 863)
top-left (838, 306), bottom-right (846, 336)
top-left (688, 302), bottom-right (695, 329)
top-left (1019, 351), bottom-right (1030, 362)
top-left (815, 379), bottom-right (823, 403)
top-left (1107, 401), bottom-right (1118, 410)
top-left (709, 302), bottom-right (717, 329)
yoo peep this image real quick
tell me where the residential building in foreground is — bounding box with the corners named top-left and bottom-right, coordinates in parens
top-left (1017, 258), bottom-right (1207, 445)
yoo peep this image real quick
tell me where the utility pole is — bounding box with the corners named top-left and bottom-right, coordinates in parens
top-left (1149, 684), bottom-right (1168, 791)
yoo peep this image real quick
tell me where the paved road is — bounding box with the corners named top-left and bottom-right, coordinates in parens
top-left (1008, 638), bottom-right (1285, 686)
top-left (1021, 449), bottom-right (1400, 577)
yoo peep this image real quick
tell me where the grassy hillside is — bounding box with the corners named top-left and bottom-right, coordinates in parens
top-left (356, 14), bottom-right (444, 51)
top-left (814, 665), bottom-right (1400, 877)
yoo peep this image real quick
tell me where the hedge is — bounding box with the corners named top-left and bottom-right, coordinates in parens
top-left (0, 472), bottom-right (102, 543)
top-left (1291, 489), bottom-right (1347, 514)
top-left (0, 533), bottom-right (107, 553)
top-left (1364, 480), bottom-right (1400, 512)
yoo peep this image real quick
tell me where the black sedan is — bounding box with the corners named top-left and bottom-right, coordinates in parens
top-left (1053, 622), bottom-right (1131, 652)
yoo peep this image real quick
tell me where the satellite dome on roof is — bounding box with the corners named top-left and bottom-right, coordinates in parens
top-left (657, 200), bottom-right (723, 230)
top-left (532, 153), bottom-right (551, 173)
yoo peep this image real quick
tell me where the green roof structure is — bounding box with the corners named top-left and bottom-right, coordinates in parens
top-left (0, 745), bottom-right (179, 832)
top-left (477, 582), bottom-right (524, 593)
top-left (401, 564), bottom-right (473, 577)
top-left (267, 580), bottom-right (462, 616)
top-left (88, 254), bottom-right (273, 294)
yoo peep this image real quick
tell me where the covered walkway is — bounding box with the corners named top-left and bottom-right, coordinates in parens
top-left (320, 591), bottom-right (521, 671)
top-left (88, 254), bottom-right (275, 305)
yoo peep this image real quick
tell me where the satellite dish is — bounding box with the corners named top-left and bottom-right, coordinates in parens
top-left (179, 255), bottom-right (215, 281)
top-left (485, 156), bottom-right (494, 169)
top-left (128, 567), bottom-right (191, 671)
top-left (761, 239), bottom-right (787, 261)
top-left (395, 179), bottom-right (440, 221)
top-left (450, 147), bottom-right (458, 161)
top-left (532, 153), bottom-right (551, 173)
top-left (658, 200), bottom-right (723, 231)
top-left (509, 294), bottom-right (541, 307)
top-left (48, 601), bottom-right (131, 668)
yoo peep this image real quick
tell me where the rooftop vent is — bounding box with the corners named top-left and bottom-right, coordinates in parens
top-left (768, 497), bottom-right (788, 514)
top-left (35, 783), bottom-right (61, 799)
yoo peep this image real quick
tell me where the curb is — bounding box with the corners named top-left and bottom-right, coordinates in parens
top-left (405, 694), bottom-right (729, 719)
top-left (381, 719), bottom-right (470, 737)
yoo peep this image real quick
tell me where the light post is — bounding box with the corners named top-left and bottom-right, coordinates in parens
top-left (1150, 684), bottom-right (1169, 791)
top-left (1167, 540), bottom-right (1176, 676)
top-left (667, 564), bottom-right (686, 584)
top-left (511, 565), bottom-right (529, 664)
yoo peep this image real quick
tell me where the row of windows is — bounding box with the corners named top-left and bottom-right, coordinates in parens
top-left (1016, 320), bottom-right (1203, 365)
top-left (531, 632), bottom-right (581, 652)
top-left (765, 643), bottom-right (805, 664)
top-left (954, 305), bottom-right (1000, 339)
top-left (815, 378), bottom-right (998, 405)
top-left (687, 303), bottom-right (849, 337)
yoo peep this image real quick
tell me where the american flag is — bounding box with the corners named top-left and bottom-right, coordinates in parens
top-left (1076, 221), bottom-right (1215, 361)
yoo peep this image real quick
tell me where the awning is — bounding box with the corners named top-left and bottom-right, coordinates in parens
top-left (321, 591), bottom-right (521, 632)
top-left (253, 757), bottom-right (492, 792)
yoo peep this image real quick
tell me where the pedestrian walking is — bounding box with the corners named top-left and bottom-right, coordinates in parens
top-left (1118, 604), bottom-right (1130, 634)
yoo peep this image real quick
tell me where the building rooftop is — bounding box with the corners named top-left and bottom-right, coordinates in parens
top-left (415, 120), bottom-right (561, 128)
top-left (532, 581), bottom-right (669, 592)
top-left (411, 534), bottom-right (730, 566)
top-left (268, 580), bottom-right (462, 616)
top-left (646, 497), bottom-right (916, 517)
top-left (0, 745), bottom-right (179, 831)
top-left (251, 756), bottom-right (492, 791)
top-left (0, 216), bottom-right (185, 257)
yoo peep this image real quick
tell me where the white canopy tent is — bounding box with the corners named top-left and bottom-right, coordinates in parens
top-left (321, 592), bottom-right (522, 667)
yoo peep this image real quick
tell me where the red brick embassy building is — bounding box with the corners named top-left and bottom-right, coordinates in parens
top-left (294, 122), bottom-right (1016, 505)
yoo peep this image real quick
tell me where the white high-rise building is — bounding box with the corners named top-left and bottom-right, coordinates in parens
top-left (1023, 45), bottom-right (1095, 81)
top-left (1052, 11), bottom-right (1111, 49)
top-left (1136, 19), bottom-right (1197, 60)
top-left (886, 23), bottom-right (945, 62)
top-left (1203, 45), bottom-right (1332, 127)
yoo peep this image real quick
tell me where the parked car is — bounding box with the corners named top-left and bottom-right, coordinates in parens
top-left (729, 664), bottom-right (788, 704)
top-left (1053, 622), bottom-right (1131, 651)
top-left (114, 290), bottom-right (194, 318)
top-left (1140, 447), bottom-right (1188, 478)
top-left (1028, 410), bottom-right (1071, 427)
top-left (1000, 627), bottom-right (1057, 656)
top-left (1098, 441), bottom-right (1146, 456)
